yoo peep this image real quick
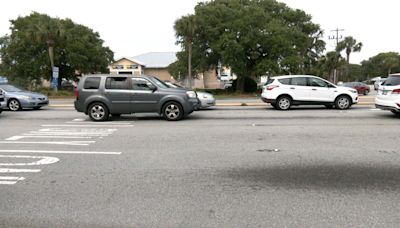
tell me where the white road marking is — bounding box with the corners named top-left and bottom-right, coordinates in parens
top-left (0, 150), bottom-right (122, 155)
top-left (370, 108), bottom-right (381, 111)
top-left (72, 119), bottom-right (85, 122)
top-left (41, 124), bottom-right (132, 128)
top-left (6, 136), bottom-right (92, 141)
top-left (0, 155), bottom-right (60, 166)
top-left (66, 121), bottom-right (132, 125)
top-left (39, 128), bottom-right (117, 132)
top-left (25, 132), bottom-right (111, 136)
top-left (0, 168), bottom-right (41, 173)
top-left (0, 141), bottom-right (95, 146)
top-left (0, 181), bottom-right (18, 185)
top-left (0, 176), bottom-right (25, 181)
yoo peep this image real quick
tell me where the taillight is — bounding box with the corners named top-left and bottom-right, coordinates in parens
top-left (75, 88), bottom-right (79, 100)
top-left (392, 89), bottom-right (400, 94)
top-left (396, 103), bottom-right (400, 108)
top-left (267, 85), bottom-right (279, 90)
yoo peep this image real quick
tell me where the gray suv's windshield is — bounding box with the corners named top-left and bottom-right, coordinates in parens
top-left (151, 77), bottom-right (170, 89)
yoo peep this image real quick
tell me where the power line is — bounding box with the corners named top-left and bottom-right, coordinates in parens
top-left (328, 28), bottom-right (344, 46)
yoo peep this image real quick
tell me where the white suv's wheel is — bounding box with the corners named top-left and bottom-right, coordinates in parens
top-left (335, 95), bottom-right (351, 110)
top-left (276, 96), bottom-right (291, 110)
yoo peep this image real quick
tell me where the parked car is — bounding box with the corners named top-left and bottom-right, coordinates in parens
top-left (0, 89), bottom-right (4, 114)
top-left (375, 73), bottom-right (400, 116)
top-left (74, 75), bottom-right (200, 121)
top-left (0, 84), bottom-right (49, 111)
top-left (342, 82), bottom-right (370, 95)
top-left (261, 75), bottom-right (358, 110)
top-left (164, 81), bottom-right (215, 109)
top-left (374, 78), bottom-right (387, 90)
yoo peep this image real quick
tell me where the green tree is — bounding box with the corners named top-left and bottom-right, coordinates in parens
top-left (173, 0), bottom-right (325, 92)
top-left (336, 36), bottom-right (362, 64)
top-left (361, 52), bottom-right (400, 78)
top-left (317, 51), bottom-right (345, 82)
top-left (0, 12), bottom-right (113, 88)
top-left (174, 15), bottom-right (197, 88)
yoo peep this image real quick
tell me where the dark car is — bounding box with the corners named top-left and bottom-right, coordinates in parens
top-left (342, 82), bottom-right (370, 95)
top-left (74, 75), bottom-right (200, 121)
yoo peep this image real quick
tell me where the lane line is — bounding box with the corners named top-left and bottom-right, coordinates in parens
top-left (0, 155), bottom-right (60, 166)
top-left (41, 124), bottom-right (132, 128)
top-left (0, 150), bottom-right (122, 155)
top-left (0, 176), bottom-right (25, 181)
top-left (0, 141), bottom-right (95, 146)
top-left (0, 168), bottom-right (41, 173)
top-left (6, 136), bottom-right (92, 141)
top-left (65, 121), bottom-right (132, 125)
top-left (0, 181), bottom-right (18, 185)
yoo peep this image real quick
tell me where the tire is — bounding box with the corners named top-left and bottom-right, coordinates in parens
top-left (276, 96), bottom-right (291, 110)
top-left (391, 110), bottom-right (400, 116)
top-left (162, 101), bottom-right (183, 121)
top-left (363, 90), bottom-right (369, 95)
top-left (8, 99), bottom-right (21, 111)
top-left (88, 102), bottom-right (109, 121)
top-left (271, 103), bottom-right (277, 109)
top-left (335, 95), bottom-right (351, 110)
top-left (325, 105), bottom-right (334, 109)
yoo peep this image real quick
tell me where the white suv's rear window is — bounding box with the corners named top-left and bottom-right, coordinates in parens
top-left (383, 76), bottom-right (400, 86)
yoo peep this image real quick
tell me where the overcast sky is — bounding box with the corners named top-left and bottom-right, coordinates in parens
top-left (1, 0), bottom-right (399, 64)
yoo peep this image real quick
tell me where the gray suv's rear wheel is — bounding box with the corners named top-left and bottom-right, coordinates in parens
top-left (163, 101), bottom-right (183, 121)
top-left (88, 102), bottom-right (109, 121)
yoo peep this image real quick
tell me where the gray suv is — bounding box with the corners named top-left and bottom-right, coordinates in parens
top-left (74, 75), bottom-right (199, 121)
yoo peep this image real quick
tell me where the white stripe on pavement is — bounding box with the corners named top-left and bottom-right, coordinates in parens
top-left (0, 168), bottom-right (41, 173)
top-left (0, 150), bottom-right (122, 155)
top-left (41, 124), bottom-right (132, 128)
top-left (0, 141), bottom-right (95, 146)
top-left (6, 136), bottom-right (92, 141)
top-left (0, 176), bottom-right (25, 181)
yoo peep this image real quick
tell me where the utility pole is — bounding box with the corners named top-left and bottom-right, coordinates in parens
top-left (328, 28), bottom-right (344, 83)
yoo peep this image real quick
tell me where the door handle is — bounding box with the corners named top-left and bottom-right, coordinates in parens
top-left (312, 88), bottom-right (317, 91)
top-left (290, 87), bottom-right (295, 90)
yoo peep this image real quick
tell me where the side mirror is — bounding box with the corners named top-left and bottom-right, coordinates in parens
top-left (147, 83), bottom-right (157, 91)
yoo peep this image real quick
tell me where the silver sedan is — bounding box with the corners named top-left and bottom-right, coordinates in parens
top-left (164, 81), bottom-right (215, 109)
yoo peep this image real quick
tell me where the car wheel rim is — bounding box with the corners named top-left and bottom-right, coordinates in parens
top-left (338, 97), bottom-right (349, 109)
top-left (90, 105), bottom-right (105, 120)
top-left (9, 100), bottom-right (19, 111)
top-left (279, 98), bottom-right (290, 110)
top-left (165, 104), bottom-right (180, 120)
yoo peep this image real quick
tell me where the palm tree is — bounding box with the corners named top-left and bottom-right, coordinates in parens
top-left (174, 15), bottom-right (197, 88)
top-left (336, 36), bottom-right (362, 64)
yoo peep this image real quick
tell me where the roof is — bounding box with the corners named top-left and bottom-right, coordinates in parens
top-left (131, 52), bottom-right (177, 68)
top-left (113, 57), bottom-right (146, 66)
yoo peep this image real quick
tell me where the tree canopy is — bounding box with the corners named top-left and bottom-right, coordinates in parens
top-left (171, 0), bottom-right (325, 90)
top-left (361, 52), bottom-right (400, 78)
top-left (0, 12), bottom-right (113, 87)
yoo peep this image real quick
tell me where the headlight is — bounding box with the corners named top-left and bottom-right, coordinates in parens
top-left (20, 95), bottom-right (34, 99)
top-left (186, 91), bottom-right (197, 98)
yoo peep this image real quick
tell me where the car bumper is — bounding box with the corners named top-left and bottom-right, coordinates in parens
top-left (74, 100), bottom-right (85, 113)
top-left (375, 97), bottom-right (400, 112)
top-left (199, 98), bottom-right (216, 108)
top-left (20, 99), bottom-right (49, 108)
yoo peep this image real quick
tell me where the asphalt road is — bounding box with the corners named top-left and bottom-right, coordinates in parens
top-left (0, 105), bottom-right (399, 227)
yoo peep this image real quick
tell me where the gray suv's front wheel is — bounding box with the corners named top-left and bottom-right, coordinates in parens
top-left (162, 101), bottom-right (183, 121)
top-left (88, 102), bottom-right (109, 121)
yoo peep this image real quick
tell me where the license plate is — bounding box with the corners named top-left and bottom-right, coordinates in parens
top-left (382, 91), bottom-right (388, 95)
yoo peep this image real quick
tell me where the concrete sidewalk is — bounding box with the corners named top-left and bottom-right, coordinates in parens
top-left (48, 96), bottom-right (375, 108)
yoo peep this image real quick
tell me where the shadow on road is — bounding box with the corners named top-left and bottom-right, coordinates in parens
top-left (221, 164), bottom-right (400, 191)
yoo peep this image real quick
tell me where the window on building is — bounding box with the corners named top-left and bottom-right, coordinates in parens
top-left (112, 65), bottom-right (124, 69)
top-left (83, 77), bottom-right (101, 90)
top-left (127, 64), bottom-right (139, 69)
top-left (105, 77), bottom-right (130, 90)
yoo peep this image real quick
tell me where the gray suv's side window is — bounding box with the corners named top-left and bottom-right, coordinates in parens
top-left (132, 78), bottom-right (153, 91)
top-left (105, 77), bottom-right (131, 90)
top-left (83, 77), bottom-right (101, 90)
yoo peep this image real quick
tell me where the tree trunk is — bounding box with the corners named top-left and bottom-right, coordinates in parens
top-left (47, 44), bottom-right (55, 68)
top-left (236, 77), bottom-right (245, 92)
top-left (188, 43), bottom-right (192, 89)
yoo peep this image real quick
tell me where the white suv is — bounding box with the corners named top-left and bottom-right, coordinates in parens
top-left (375, 73), bottom-right (400, 116)
top-left (261, 75), bottom-right (358, 110)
